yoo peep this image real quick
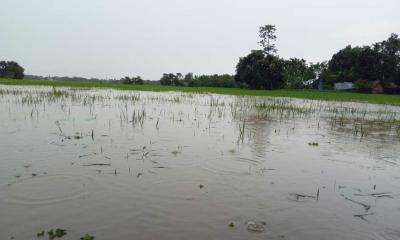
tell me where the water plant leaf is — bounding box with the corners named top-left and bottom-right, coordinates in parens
top-left (37, 230), bottom-right (45, 237)
top-left (80, 234), bottom-right (95, 240)
top-left (47, 228), bottom-right (67, 239)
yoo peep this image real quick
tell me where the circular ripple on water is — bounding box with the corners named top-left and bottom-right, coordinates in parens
top-left (0, 174), bottom-right (95, 205)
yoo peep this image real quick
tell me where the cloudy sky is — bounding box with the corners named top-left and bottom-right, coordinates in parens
top-left (1, 0), bottom-right (399, 80)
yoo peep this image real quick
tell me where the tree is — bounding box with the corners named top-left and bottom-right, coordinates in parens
top-left (121, 76), bottom-right (144, 85)
top-left (184, 73), bottom-right (194, 82)
top-left (356, 46), bottom-right (382, 81)
top-left (326, 34), bottom-right (400, 88)
top-left (132, 76), bottom-right (144, 85)
top-left (235, 25), bottom-right (284, 89)
top-left (160, 73), bottom-right (177, 85)
top-left (283, 58), bottom-right (315, 88)
top-left (0, 61), bottom-right (24, 79)
top-left (310, 61), bottom-right (328, 79)
top-left (160, 73), bottom-right (183, 86)
top-left (328, 45), bottom-right (362, 83)
top-left (160, 73), bottom-right (174, 85)
top-left (235, 50), bottom-right (284, 89)
top-left (174, 73), bottom-right (184, 86)
top-left (310, 61), bottom-right (328, 90)
top-left (121, 76), bottom-right (132, 84)
top-left (375, 33), bottom-right (400, 84)
top-left (191, 74), bottom-right (236, 88)
top-left (258, 25), bottom-right (277, 55)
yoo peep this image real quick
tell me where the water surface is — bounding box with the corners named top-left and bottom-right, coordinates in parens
top-left (0, 86), bottom-right (399, 240)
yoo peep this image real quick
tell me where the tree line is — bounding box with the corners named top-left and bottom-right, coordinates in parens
top-left (3, 26), bottom-right (399, 94)
top-left (234, 25), bottom-right (400, 92)
top-left (25, 75), bottom-right (116, 83)
top-left (157, 25), bottom-right (327, 90)
top-left (324, 34), bottom-right (400, 91)
top-left (159, 73), bottom-right (235, 88)
top-left (120, 76), bottom-right (144, 85)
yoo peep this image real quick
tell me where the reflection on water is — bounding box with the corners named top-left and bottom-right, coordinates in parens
top-left (0, 85), bottom-right (399, 240)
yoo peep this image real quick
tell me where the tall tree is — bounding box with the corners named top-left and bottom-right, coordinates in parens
top-left (235, 25), bottom-right (284, 89)
top-left (258, 25), bottom-right (277, 55)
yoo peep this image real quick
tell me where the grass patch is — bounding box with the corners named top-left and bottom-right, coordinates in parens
top-left (1, 78), bottom-right (400, 105)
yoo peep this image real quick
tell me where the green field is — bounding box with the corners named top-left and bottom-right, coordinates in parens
top-left (1, 78), bottom-right (400, 105)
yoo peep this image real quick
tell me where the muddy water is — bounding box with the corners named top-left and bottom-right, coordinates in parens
top-left (0, 85), bottom-right (399, 240)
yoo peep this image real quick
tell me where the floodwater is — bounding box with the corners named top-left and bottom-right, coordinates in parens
top-left (0, 85), bottom-right (400, 240)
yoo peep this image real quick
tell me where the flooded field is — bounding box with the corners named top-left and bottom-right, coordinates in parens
top-left (1, 85), bottom-right (400, 240)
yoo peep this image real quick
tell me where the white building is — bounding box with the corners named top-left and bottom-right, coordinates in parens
top-left (334, 82), bottom-right (354, 90)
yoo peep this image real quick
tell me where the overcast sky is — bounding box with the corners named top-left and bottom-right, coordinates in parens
top-left (1, 0), bottom-right (399, 80)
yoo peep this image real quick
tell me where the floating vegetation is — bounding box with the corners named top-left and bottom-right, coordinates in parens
top-left (35, 229), bottom-right (94, 240)
top-left (287, 193), bottom-right (316, 202)
top-left (82, 163), bottom-right (112, 167)
top-left (36, 229), bottom-right (67, 239)
top-left (354, 192), bottom-right (393, 198)
top-left (354, 213), bottom-right (374, 222)
top-left (237, 119), bottom-right (246, 143)
top-left (80, 234), bottom-right (95, 240)
top-left (342, 196), bottom-right (371, 211)
top-left (246, 221), bottom-right (267, 233)
top-left (37, 231), bottom-right (45, 237)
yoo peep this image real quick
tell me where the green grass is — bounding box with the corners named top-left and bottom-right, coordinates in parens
top-left (1, 78), bottom-right (400, 105)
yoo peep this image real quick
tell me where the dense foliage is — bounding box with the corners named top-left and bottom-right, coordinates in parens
top-left (121, 76), bottom-right (144, 85)
top-left (283, 58), bottom-right (316, 89)
top-left (0, 61), bottom-right (24, 79)
top-left (160, 73), bottom-right (235, 88)
top-left (235, 25), bottom-right (399, 92)
top-left (235, 51), bottom-right (285, 89)
top-left (324, 34), bottom-right (400, 90)
top-left (160, 73), bottom-right (183, 86)
top-left (185, 74), bottom-right (235, 88)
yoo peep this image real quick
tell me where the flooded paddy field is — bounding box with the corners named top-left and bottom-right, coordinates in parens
top-left (0, 85), bottom-right (400, 240)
